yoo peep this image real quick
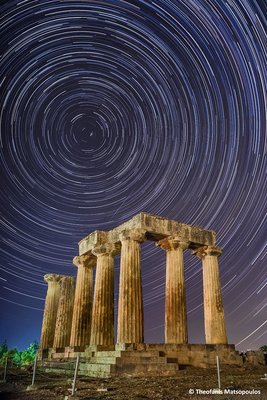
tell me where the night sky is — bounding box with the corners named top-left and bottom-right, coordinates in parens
top-left (0, 0), bottom-right (266, 352)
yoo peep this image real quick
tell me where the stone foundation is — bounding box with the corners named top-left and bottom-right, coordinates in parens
top-left (39, 343), bottom-right (243, 377)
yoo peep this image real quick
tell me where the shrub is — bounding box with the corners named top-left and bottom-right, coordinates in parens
top-left (0, 341), bottom-right (39, 366)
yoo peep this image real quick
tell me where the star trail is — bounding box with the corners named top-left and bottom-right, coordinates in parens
top-left (0, 0), bottom-right (266, 350)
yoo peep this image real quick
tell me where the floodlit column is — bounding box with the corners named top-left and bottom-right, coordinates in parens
top-left (194, 246), bottom-right (228, 344)
top-left (53, 276), bottom-right (75, 349)
top-left (117, 229), bottom-right (146, 344)
top-left (157, 237), bottom-right (189, 344)
top-left (40, 274), bottom-right (62, 349)
top-left (90, 243), bottom-right (120, 346)
top-left (69, 255), bottom-right (96, 348)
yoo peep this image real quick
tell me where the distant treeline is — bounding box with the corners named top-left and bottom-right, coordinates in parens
top-left (0, 341), bottom-right (39, 366)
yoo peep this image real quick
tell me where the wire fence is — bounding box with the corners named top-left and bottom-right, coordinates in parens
top-left (0, 353), bottom-right (80, 394)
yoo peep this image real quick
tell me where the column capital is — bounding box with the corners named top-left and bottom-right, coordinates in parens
top-left (119, 228), bottom-right (146, 243)
top-left (92, 243), bottom-right (121, 257)
top-left (193, 245), bottom-right (222, 258)
top-left (44, 274), bottom-right (63, 284)
top-left (156, 236), bottom-right (189, 251)
top-left (73, 254), bottom-right (96, 269)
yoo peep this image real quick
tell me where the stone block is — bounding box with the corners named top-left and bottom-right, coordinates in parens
top-left (90, 356), bottom-right (119, 365)
top-left (79, 363), bottom-right (115, 378)
top-left (88, 344), bottom-right (115, 352)
top-left (79, 213), bottom-right (216, 255)
top-left (245, 351), bottom-right (265, 365)
top-left (65, 346), bottom-right (84, 353)
top-left (119, 355), bottom-right (167, 364)
top-left (114, 362), bottom-right (179, 377)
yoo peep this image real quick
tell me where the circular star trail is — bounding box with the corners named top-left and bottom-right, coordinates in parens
top-left (0, 0), bottom-right (266, 349)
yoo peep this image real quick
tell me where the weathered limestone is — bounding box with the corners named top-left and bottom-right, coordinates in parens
top-left (53, 276), bottom-right (75, 349)
top-left (69, 255), bottom-right (96, 348)
top-left (79, 213), bottom-right (216, 256)
top-left (90, 243), bottom-right (120, 346)
top-left (39, 213), bottom-right (237, 375)
top-left (157, 237), bottom-right (189, 344)
top-left (244, 350), bottom-right (266, 366)
top-left (194, 246), bottom-right (228, 344)
top-left (43, 342), bottom-right (242, 376)
top-left (117, 229), bottom-right (146, 344)
top-left (40, 274), bottom-right (62, 349)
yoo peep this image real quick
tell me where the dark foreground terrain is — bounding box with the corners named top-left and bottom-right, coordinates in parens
top-left (0, 365), bottom-right (267, 400)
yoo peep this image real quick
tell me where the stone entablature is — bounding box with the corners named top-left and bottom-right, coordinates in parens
top-left (78, 212), bottom-right (216, 256)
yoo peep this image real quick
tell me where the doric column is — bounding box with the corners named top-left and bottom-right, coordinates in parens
top-left (194, 246), bottom-right (228, 344)
top-left (90, 243), bottom-right (120, 346)
top-left (69, 255), bottom-right (96, 348)
top-left (40, 274), bottom-right (62, 349)
top-left (157, 237), bottom-right (189, 344)
top-left (53, 276), bottom-right (75, 349)
top-left (117, 229), bottom-right (146, 344)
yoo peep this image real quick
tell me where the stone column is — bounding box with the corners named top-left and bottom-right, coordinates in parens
top-left (40, 274), bottom-right (62, 349)
top-left (53, 276), bottom-right (75, 349)
top-left (117, 229), bottom-right (146, 344)
top-left (157, 237), bottom-right (189, 344)
top-left (194, 246), bottom-right (228, 344)
top-left (69, 255), bottom-right (96, 348)
top-left (90, 243), bottom-right (120, 346)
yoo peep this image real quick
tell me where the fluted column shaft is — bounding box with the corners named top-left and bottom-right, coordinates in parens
top-left (158, 238), bottom-right (188, 344)
top-left (40, 274), bottom-right (62, 349)
top-left (70, 255), bottom-right (96, 348)
top-left (53, 276), bottom-right (75, 349)
top-left (90, 244), bottom-right (119, 346)
top-left (117, 229), bottom-right (145, 344)
top-left (195, 246), bottom-right (228, 344)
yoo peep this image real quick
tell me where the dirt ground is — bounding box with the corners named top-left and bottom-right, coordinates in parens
top-left (0, 365), bottom-right (267, 400)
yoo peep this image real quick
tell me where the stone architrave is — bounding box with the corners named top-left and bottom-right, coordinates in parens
top-left (69, 255), bottom-right (96, 348)
top-left (90, 243), bottom-right (120, 346)
top-left (194, 246), bottom-right (228, 344)
top-left (40, 274), bottom-right (62, 349)
top-left (157, 237), bottom-right (189, 344)
top-left (117, 229), bottom-right (146, 344)
top-left (53, 276), bottom-right (75, 349)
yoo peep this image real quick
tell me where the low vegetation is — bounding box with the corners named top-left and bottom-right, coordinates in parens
top-left (0, 340), bottom-right (39, 366)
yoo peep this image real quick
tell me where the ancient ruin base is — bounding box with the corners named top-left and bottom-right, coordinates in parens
top-left (38, 343), bottom-right (243, 378)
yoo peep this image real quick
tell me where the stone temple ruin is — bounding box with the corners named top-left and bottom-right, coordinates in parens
top-left (39, 213), bottom-right (243, 376)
